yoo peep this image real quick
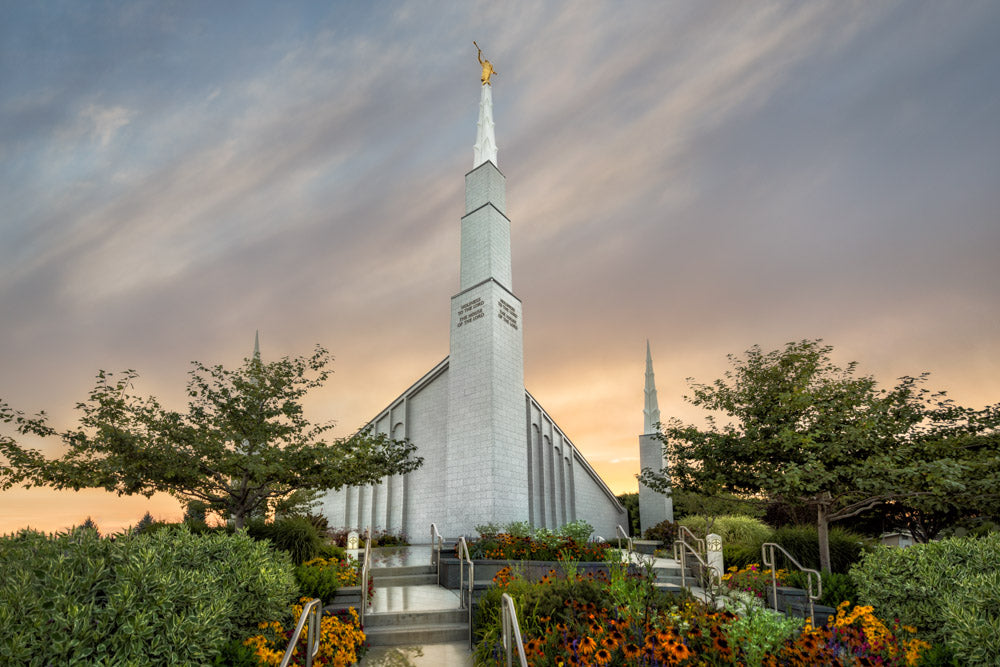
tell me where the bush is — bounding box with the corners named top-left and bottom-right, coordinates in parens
top-left (851, 532), bottom-right (1000, 657)
top-left (678, 514), bottom-right (773, 545)
top-left (643, 519), bottom-right (678, 543)
top-left (293, 557), bottom-right (361, 601)
top-left (785, 570), bottom-right (857, 609)
top-left (765, 524), bottom-right (867, 574)
top-left (247, 516), bottom-right (323, 564)
top-left (723, 542), bottom-right (760, 570)
top-left (0, 526), bottom-right (298, 665)
top-left (557, 519), bottom-right (594, 542)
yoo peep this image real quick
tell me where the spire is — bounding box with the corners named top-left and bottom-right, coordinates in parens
top-left (643, 340), bottom-right (661, 434)
top-left (253, 330), bottom-right (260, 361)
top-left (473, 81), bottom-right (498, 168)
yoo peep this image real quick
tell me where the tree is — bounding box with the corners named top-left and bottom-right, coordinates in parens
top-left (640, 340), bottom-right (1000, 572)
top-left (1, 346), bottom-right (422, 528)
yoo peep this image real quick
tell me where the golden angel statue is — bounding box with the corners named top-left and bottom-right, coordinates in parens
top-left (474, 41), bottom-right (497, 86)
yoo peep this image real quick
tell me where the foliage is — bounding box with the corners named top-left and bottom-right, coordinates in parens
top-left (785, 569), bottom-right (857, 609)
top-left (639, 339), bottom-right (1000, 572)
top-left (134, 511), bottom-right (155, 533)
top-left (851, 532), bottom-right (1000, 654)
top-left (293, 556), bottom-right (361, 601)
top-left (467, 532), bottom-right (614, 562)
top-left (678, 514), bottom-right (773, 545)
top-left (0, 526), bottom-right (297, 665)
top-left (616, 492), bottom-right (640, 535)
top-left (244, 600), bottom-right (367, 667)
top-left (768, 524), bottom-right (869, 574)
top-left (642, 518), bottom-right (678, 543)
top-left (211, 638), bottom-right (259, 667)
top-left (247, 516), bottom-right (324, 565)
top-left (0, 346), bottom-right (423, 529)
top-left (721, 590), bottom-right (803, 665)
top-left (473, 561), bottom-right (934, 666)
top-left (940, 570), bottom-right (1000, 665)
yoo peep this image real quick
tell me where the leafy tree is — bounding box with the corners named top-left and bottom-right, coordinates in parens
top-left (640, 339), bottom-right (999, 572)
top-left (1, 346), bottom-right (422, 529)
top-left (616, 492), bottom-right (639, 535)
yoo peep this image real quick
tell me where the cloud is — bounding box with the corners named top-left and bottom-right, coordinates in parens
top-left (82, 104), bottom-right (135, 148)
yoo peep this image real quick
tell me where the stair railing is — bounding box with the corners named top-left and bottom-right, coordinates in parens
top-left (359, 529), bottom-right (373, 626)
top-left (457, 535), bottom-right (476, 649)
top-left (673, 525), bottom-right (706, 561)
top-left (761, 542), bottom-right (822, 622)
top-left (430, 522), bottom-right (444, 579)
top-left (676, 538), bottom-right (720, 593)
top-left (615, 524), bottom-right (633, 554)
top-left (279, 597), bottom-right (321, 667)
top-left (501, 593), bottom-right (529, 667)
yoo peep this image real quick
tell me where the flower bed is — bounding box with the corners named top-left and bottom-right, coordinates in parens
top-left (467, 532), bottom-right (616, 562)
top-left (474, 563), bottom-right (932, 665)
top-left (243, 598), bottom-right (367, 667)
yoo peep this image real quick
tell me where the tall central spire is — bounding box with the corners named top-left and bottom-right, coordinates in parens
top-left (643, 340), bottom-right (661, 434)
top-left (473, 71), bottom-right (498, 167)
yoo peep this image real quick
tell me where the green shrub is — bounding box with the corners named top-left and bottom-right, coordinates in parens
top-left (318, 543), bottom-right (347, 561)
top-left (643, 519), bottom-right (678, 543)
top-left (723, 543), bottom-right (760, 570)
top-left (0, 526), bottom-right (298, 665)
top-left (504, 521), bottom-right (533, 537)
top-left (247, 516), bottom-right (323, 564)
top-left (766, 524), bottom-right (867, 574)
top-left (851, 533), bottom-right (1000, 655)
top-left (557, 519), bottom-right (594, 542)
top-left (941, 570), bottom-right (1000, 665)
top-left (785, 570), bottom-right (857, 609)
top-left (293, 557), bottom-right (360, 601)
top-left (678, 514), bottom-right (773, 545)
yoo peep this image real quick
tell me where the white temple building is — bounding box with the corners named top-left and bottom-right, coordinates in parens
top-left (318, 75), bottom-right (627, 539)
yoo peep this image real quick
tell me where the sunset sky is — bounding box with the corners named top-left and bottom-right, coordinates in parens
top-left (2, 2), bottom-right (998, 535)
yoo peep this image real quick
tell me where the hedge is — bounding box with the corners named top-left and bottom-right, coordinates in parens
top-left (0, 526), bottom-right (298, 665)
top-left (851, 532), bottom-right (1000, 662)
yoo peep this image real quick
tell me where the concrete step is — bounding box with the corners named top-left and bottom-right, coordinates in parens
top-left (364, 608), bottom-right (469, 646)
top-left (371, 564), bottom-right (436, 578)
top-left (373, 573), bottom-right (438, 586)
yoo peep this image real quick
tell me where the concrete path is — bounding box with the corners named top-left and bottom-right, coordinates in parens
top-left (359, 641), bottom-right (473, 666)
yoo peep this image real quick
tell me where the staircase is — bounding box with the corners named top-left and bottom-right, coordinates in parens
top-left (361, 556), bottom-right (472, 647)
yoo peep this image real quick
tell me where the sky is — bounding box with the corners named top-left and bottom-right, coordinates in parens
top-left (2, 1), bottom-right (998, 535)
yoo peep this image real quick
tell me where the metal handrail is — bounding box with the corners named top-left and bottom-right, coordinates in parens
top-left (430, 522), bottom-right (443, 578)
top-left (615, 524), bottom-right (633, 553)
top-left (761, 542), bottom-right (822, 622)
top-left (501, 593), bottom-right (529, 667)
top-left (359, 529), bottom-right (372, 626)
top-left (676, 538), bottom-right (720, 592)
top-left (279, 597), bottom-right (321, 667)
top-left (673, 525), bottom-right (706, 560)
top-left (457, 535), bottom-right (475, 649)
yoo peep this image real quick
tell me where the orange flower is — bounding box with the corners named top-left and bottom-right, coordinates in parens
top-left (593, 647), bottom-right (612, 665)
top-left (622, 643), bottom-right (641, 660)
top-left (578, 635), bottom-right (598, 656)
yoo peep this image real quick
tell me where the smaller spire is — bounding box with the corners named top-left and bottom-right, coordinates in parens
top-left (643, 340), bottom-right (661, 434)
top-left (253, 330), bottom-right (260, 361)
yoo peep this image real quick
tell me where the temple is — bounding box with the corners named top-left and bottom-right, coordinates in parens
top-left (318, 69), bottom-right (627, 538)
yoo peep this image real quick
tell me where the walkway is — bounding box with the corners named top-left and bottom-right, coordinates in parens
top-left (348, 545), bottom-right (473, 667)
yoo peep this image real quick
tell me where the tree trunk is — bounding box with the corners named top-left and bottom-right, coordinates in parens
top-left (234, 510), bottom-right (245, 530)
top-left (817, 494), bottom-right (832, 574)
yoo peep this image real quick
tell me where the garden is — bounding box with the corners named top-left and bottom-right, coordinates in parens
top-left (0, 516), bottom-right (376, 667)
top-left (467, 519), bottom-right (1000, 666)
